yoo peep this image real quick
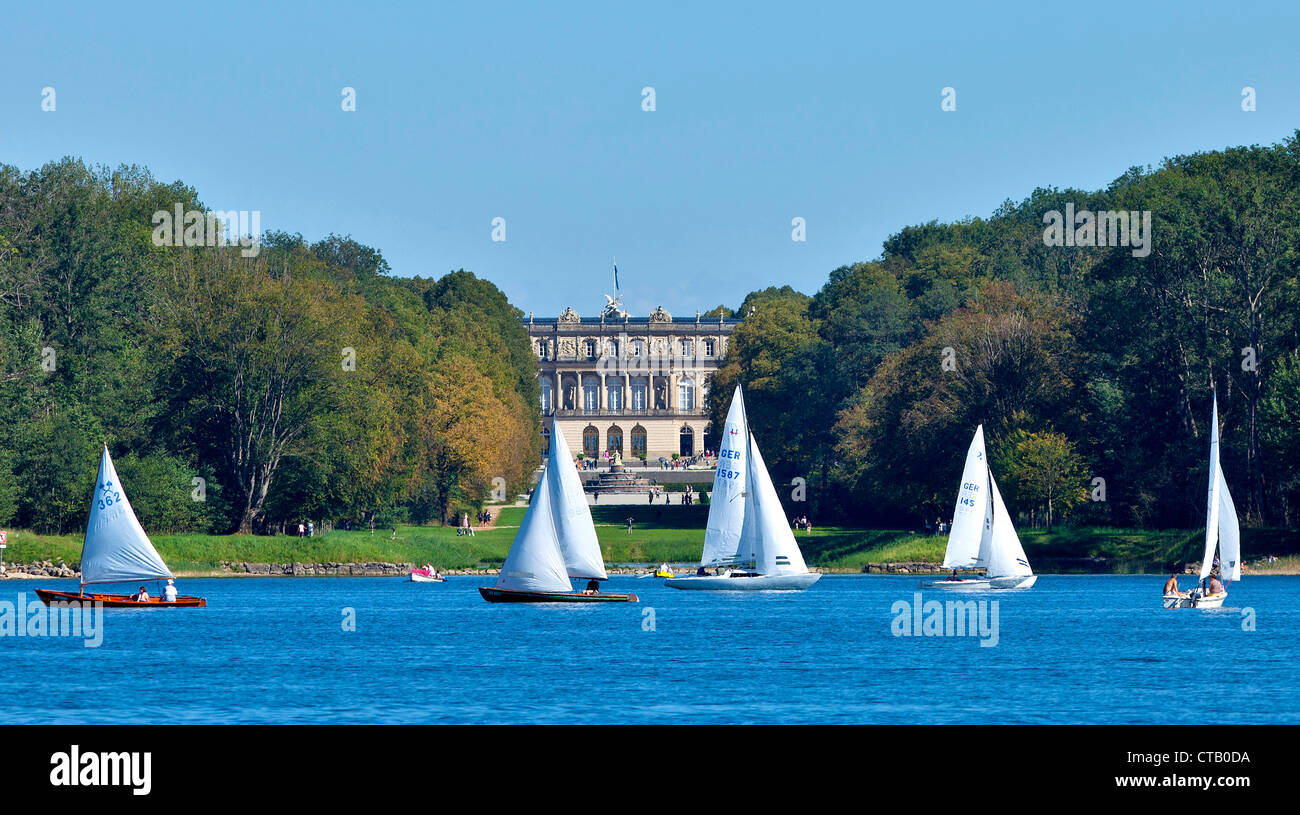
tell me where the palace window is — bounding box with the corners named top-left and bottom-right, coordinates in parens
top-left (608, 382), bottom-right (624, 411)
top-left (631, 340), bottom-right (645, 357)
top-left (584, 339), bottom-right (597, 359)
top-left (678, 378), bottom-right (696, 411)
top-left (583, 377), bottom-right (600, 412)
top-left (541, 426), bottom-right (551, 454)
top-left (631, 425), bottom-right (647, 456)
top-left (537, 341), bottom-right (550, 360)
top-left (608, 339), bottom-right (619, 358)
top-left (703, 338), bottom-right (716, 357)
top-left (680, 339), bottom-right (693, 356)
top-left (583, 425), bottom-right (600, 457)
top-left (540, 380), bottom-right (553, 414)
top-left (607, 426), bottom-right (623, 454)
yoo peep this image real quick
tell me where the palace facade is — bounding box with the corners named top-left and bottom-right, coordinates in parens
top-left (526, 305), bottom-right (740, 462)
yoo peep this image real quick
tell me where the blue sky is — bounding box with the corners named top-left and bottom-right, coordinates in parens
top-left (3, 1), bottom-right (1299, 317)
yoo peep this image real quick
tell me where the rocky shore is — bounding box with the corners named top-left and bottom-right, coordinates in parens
top-left (0, 561), bottom-right (79, 579)
top-left (857, 562), bottom-right (965, 574)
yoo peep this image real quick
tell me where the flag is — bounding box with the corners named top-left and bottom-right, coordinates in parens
top-left (613, 259), bottom-right (619, 293)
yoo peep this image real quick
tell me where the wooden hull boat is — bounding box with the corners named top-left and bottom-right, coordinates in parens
top-left (35, 588), bottom-right (207, 608)
top-left (665, 571), bottom-right (821, 591)
top-left (479, 586), bottom-right (638, 603)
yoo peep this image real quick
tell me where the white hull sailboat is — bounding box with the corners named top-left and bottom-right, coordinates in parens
top-left (1165, 394), bottom-right (1239, 610)
top-left (480, 418), bottom-right (636, 603)
top-left (927, 425), bottom-right (1037, 591)
top-left (666, 385), bottom-right (821, 592)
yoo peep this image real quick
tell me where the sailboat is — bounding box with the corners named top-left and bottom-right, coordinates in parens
top-left (1165, 394), bottom-right (1240, 609)
top-left (479, 422), bottom-right (637, 603)
top-left (929, 425), bottom-right (1037, 590)
top-left (36, 446), bottom-right (206, 608)
top-left (665, 385), bottom-right (821, 591)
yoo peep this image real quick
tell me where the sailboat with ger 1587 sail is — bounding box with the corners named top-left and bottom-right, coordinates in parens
top-left (479, 417), bottom-right (637, 603)
top-left (36, 446), bottom-right (206, 608)
top-left (1165, 393), bottom-right (1239, 609)
top-left (928, 425), bottom-right (1036, 590)
top-left (665, 385), bottom-right (820, 591)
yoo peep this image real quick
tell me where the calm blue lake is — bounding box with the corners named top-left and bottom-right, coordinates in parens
top-left (1, 574), bottom-right (1295, 724)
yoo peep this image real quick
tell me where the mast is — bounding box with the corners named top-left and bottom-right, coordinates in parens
top-left (742, 387), bottom-right (755, 568)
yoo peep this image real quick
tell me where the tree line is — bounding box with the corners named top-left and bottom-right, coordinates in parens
top-left (708, 132), bottom-right (1300, 531)
top-left (0, 158), bottom-right (539, 534)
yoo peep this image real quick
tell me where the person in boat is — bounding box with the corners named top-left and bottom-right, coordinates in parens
top-left (164, 579), bottom-right (178, 602)
top-left (1163, 573), bottom-right (1184, 597)
top-left (697, 565), bottom-right (708, 576)
top-left (584, 578), bottom-right (600, 595)
top-left (945, 570), bottom-right (963, 582)
top-left (1206, 574), bottom-right (1225, 596)
top-left (135, 586), bottom-right (149, 602)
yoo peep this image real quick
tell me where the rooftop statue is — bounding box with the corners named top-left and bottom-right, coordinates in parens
top-left (602, 293), bottom-right (629, 319)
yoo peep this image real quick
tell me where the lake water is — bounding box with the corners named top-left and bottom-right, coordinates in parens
top-left (1, 574), bottom-right (1295, 724)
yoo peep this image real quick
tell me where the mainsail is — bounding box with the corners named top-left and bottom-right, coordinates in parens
top-left (494, 466), bottom-right (573, 593)
top-left (79, 446), bottom-right (173, 586)
top-left (701, 385), bottom-right (748, 566)
top-left (944, 425), bottom-right (990, 569)
top-left (547, 425), bottom-right (607, 580)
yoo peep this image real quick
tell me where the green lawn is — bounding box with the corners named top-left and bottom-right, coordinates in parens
top-left (5, 515), bottom-right (1297, 574)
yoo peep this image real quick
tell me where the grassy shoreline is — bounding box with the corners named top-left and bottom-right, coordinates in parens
top-left (4, 512), bottom-right (1298, 575)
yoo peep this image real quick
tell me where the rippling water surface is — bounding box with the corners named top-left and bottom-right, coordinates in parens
top-left (1, 574), bottom-right (1294, 724)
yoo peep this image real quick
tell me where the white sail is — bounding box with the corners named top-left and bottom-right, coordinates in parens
top-left (1200, 396), bottom-right (1223, 581)
top-left (701, 385), bottom-right (748, 566)
top-left (985, 473), bottom-right (1032, 578)
top-left (547, 423), bottom-right (607, 579)
top-left (1217, 466), bottom-right (1241, 582)
top-left (495, 466), bottom-right (572, 593)
top-left (80, 446), bottom-right (173, 586)
top-left (746, 435), bottom-right (810, 576)
top-left (944, 425), bottom-right (990, 569)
